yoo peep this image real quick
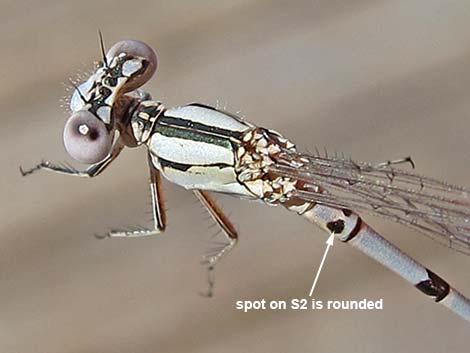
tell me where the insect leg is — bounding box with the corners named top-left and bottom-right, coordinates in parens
top-left (195, 190), bottom-right (238, 265)
top-left (102, 154), bottom-right (167, 238)
top-left (194, 190), bottom-right (238, 297)
top-left (20, 140), bottom-right (125, 178)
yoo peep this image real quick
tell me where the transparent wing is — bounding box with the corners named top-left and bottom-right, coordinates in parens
top-left (268, 149), bottom-right (470, 254)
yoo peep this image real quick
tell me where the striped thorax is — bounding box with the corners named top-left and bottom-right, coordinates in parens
top-left (146, 103), bottom-right (256, 197)
top-left (130, 100), bottom-right (165, 145)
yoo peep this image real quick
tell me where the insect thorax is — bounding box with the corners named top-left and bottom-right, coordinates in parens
top-left (145, 104), bottom-right (256, 197)
top-left (235, 127), bottom-right (315, 214)
top-left (129, 100), bottom-right (165, 144)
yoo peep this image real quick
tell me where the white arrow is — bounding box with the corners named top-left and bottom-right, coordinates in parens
top-left (308, 233), bottom-right (335, 297)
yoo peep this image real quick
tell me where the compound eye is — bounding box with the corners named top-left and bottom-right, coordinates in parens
top-left (63, 111), bottom-right (113, 164)
top-left (106, 39), bottom-right (157, 92)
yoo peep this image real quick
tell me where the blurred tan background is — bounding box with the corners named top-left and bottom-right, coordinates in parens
top-left (2, 0), bottom-right (470, 352)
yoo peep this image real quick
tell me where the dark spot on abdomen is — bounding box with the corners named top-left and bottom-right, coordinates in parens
top-left (327, 219), bottom-right (345, 234)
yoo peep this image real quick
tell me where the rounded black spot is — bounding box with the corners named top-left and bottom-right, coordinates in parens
top-left (327, 219), bottom-right (345, 234)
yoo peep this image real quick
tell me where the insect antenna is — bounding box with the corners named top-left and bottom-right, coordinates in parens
top-left (98, 30), bottom-right (109, 68)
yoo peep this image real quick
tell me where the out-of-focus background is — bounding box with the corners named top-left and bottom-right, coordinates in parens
top-left (2, 1), bottom-right (470, 352)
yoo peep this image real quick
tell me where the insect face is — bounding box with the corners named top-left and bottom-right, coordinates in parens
top-left (64, 39), bottom-right (158, 164)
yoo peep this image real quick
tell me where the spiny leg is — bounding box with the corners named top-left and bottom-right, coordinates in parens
top-left (195, 190), bottom-right (238, 265)
top-left (20, 140), bottom-right (125, 178)
top-left (98, 154), bottom-right (166, 238)
top-left (194, 190), bottom-right (238, 297)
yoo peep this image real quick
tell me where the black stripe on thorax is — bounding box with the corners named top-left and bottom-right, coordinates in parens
top-left (158, 115), bottom-right (244, 141)
top-left (154, 123), bottom-right (234, 150)
top-left (158, 157), bottom-right (233, 172)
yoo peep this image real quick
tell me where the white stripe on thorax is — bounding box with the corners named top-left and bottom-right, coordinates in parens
top-left (149, 133), bottom-right (234, 165)
top-left (165, 105), bottom-right (251, 132)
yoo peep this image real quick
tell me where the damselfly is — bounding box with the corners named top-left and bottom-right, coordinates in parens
top-left (20, 38), bottom-right (470, 322)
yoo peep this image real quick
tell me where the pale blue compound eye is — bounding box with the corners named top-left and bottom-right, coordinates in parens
top-left (63, 110), bottom-right (113, 164)
top-left (106, 39), bottom-right (158, 93)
